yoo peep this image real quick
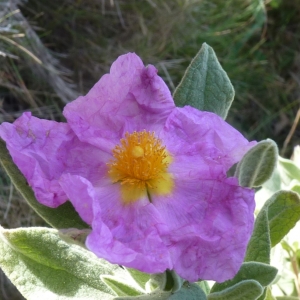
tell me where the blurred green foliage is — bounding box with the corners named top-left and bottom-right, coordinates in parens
top-left (0, 0), bottom-right (299, 151)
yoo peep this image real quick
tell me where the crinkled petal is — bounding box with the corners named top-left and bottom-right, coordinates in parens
top-left (162, 106), bottom-right (256, 174)
top-left (0, 112), bottom-right (108, 207)
top-left (85, 183), bottom-right (172, 273)
top-left (0, 112), bottom-right (73, 207)
top-left (168, 152), bottom-right (226, 182)
top-left (153, 177), bottom-right (255, 282)
top-left (63, 53), bottom-right (175, 152)
top-left (59, 174), bottom-right (94, 225)
top-left (58, 138), bottom-right (110, 187)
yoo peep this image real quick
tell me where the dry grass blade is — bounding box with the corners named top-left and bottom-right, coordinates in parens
top-left (281, 108), bottom-right (300, 156)
top-left (0, 34), bottom-right (42, 64)
top-left (0, 0), bottom-right (79, 104)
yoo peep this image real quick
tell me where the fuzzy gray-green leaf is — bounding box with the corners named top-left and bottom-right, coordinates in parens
top-left (125, 268), bottom-right (150, 291)
top-left (167, 270), bottom-right (184, 292)
top-left (211, 262), bottom-right (277, 293)
top-left (114, 289), bottom-right (171, 300)
top-left (173, 43), bottom-right (234, 119)
top-left (265, 190), bottom-right (300, 247)
top-left (149, 270), bottom-right (183, 292)
top-left (197, 281), bottom-right (210, 295)
top-left (0, 226), bottom-right (115, 299)
top-left (115, 283), bottom-right (207, 300)
top-left (245, 190), bottom-right (300, 268)
top-left (208, 280), bottom-right (264, 300)
top-left (101, 275), bottom-right (142, 297)
top-left (236, 139), bottom-right (278, 187)
top-left (150, 272), bottom-right (168, 290)
top-left (168, 282), bottom-right (207, 300)
top-left (244, 209), bottom-right (271, 264)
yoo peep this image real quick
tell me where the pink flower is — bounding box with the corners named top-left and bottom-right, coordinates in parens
top-left (0, 53), bottom-right (256, 283)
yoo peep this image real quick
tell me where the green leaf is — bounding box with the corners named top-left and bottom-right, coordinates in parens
top-left (291, 183), bottom-right (300, 195)
top-left (245, 190), bottom-right (300, 267)
top-left (266, 190), bottom-right (300, 247)
top-left (168, 282), bottom-right (207, 300)
top-left (255, 167), bottom-right (282, 204)
top-left (0, 139), bottom-right (89, 229)
top-left (125, 268), bottom-right (150, 291)
top-left (0, 226), bottom-right (116, 299)
top-left (281, 240), bottom-right (294, 254)
top-left (257, 289), bottom-right (267, 300)
top-left (173, 43), bottom-right (234, 119)
top-left (101, 275), bottom-right (142, 297)
top-left (150, 272), bottom-right (168, 290)
top-left (291, 145), bottom-right (300, 168)
top-left (211, 262), bottom-right (277, 293)
top-left (114, 289), bottom-right (171, 300)
top-left (264, 287), bottom-right (276, 300)
top-left (244, 209), bottom-right (271, 264)
top-left (197, 281), bottom-right (210, 295)
top-left (149, 270), bottom-right (183, 292)
top-left (278, 156), bottom-right (300, 185)
top-left (236, 139), bottom-right (278, 188)
top-left (276, 298), bottom-right (300, 300)
top-left (115, 282), bottom-right (207, 300)
top-left (208, 280), bottom-right (264, 300)
top-left (168, 270), bottom-right (184, 292)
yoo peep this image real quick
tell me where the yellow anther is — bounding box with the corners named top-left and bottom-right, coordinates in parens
top-left (107, 131), bottom-right (173, 204)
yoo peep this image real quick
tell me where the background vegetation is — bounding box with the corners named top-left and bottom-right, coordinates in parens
top-left (0, 0), bottom-right (299, 298)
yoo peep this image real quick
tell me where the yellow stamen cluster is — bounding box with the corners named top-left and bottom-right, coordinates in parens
top-left (107, 131), bottom-right (173, 203)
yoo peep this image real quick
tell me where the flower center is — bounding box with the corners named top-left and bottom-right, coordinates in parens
top-left (107, 130), bottom-right (173, 204)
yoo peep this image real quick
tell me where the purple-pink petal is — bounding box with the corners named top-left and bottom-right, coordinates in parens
top-left (0, 112), bottom-right (108, 208)
top-left (162, 106), bottom-right (256, 173)
top-left (63, 53), bottom-right (175, 152)
top-left (153, 177), bottom-right (254, 282)
top-left (85, 183), bottom-right (172, 273)
top-left (0, 112), bottom-right (73, 207)
top-left (59, 174), bottom-right (95, 225)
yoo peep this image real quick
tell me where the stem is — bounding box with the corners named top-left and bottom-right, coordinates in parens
top-left (290, 251), bottom-right (300, 298)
